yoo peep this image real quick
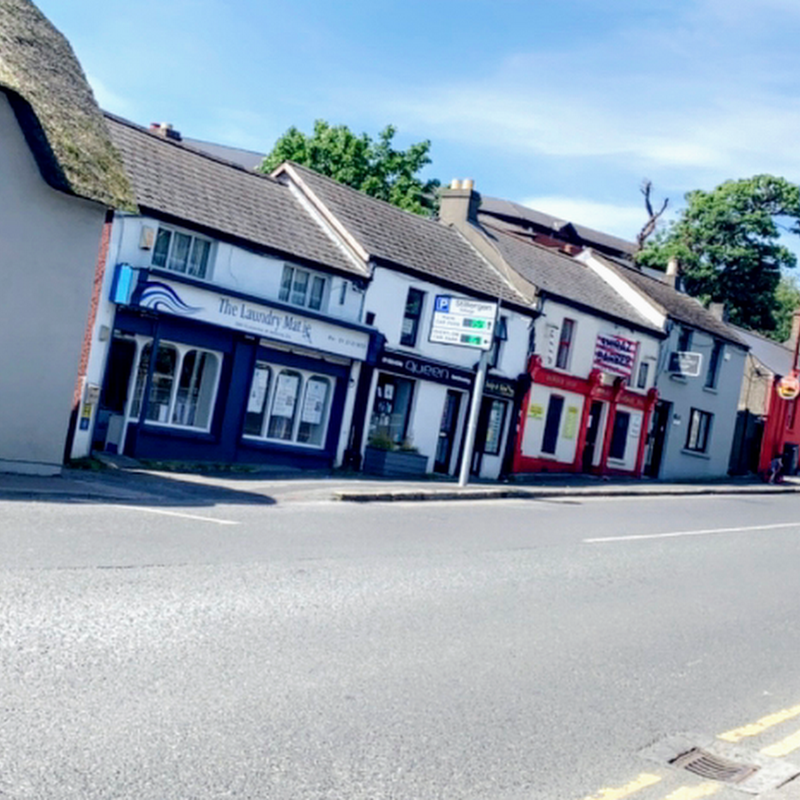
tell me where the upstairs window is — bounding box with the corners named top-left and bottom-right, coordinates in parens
top-left (400, 288), bottom-right (425, 347)
top-left (636, 361), bottom-right (650, 389)
top-left (152, 227), bottom-right (212, 279)
top-left (678, 326), bottom-right (693, 352)
top-left (556, 319), bottom-right (575, 369)
top-left (705, 340), bottom-right (724, 388)
top-left (279, 265), bottom-right (326, 311)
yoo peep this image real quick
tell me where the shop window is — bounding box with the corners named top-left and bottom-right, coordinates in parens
top-left (685, 408), bottom-right (713, 453)
top-left (483, 399), bottom-right (508, 456)
top-left (555, 319), bottom-right (575, 370)
top-left (705, 340), bottom-right (723, 388)
top-left (369, 374), bottom-right (415, 445)
top-left (279, 265), bottom-right (326, 311)
top-left (151, 227), bottom-right (212, 278)
top-left (608, 410), bottom-right (630, 460)
top-left (636, 361), bottom-right (649, 389)
top-left (400, 288), bottom-right (425, 347)
top-left (243, 362), bottom-right (333, 448)
top-left (268, 370), bottom-right (302, 440)
top-left (541, 394), bottom-right (564, 455)
top-left (787, 399), bottom-right (797, 431)
top-left (130, 340), bottom-right (221, 431)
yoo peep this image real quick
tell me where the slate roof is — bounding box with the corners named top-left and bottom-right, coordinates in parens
top-left (593, 253), bottom-right (747, 347)
top-left (104, 115), bottom-right (364, 277)
top-left (479, 196), bottom-right (636, 257)
top-left (731, 327), bottom-right (793, 375)
top-left (480, 224), bottom-right (660, 333)
top-left (283, 162), bottom-right (529, 306)
top-left (0, 0), bottom-right (134, 208)
top-left (182, 137), bottom-right (265, 171)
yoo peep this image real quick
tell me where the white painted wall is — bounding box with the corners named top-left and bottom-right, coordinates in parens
top-left (534, 299), bottom-right (661, 392)
top-left (0, 92), bottom-right (107, 474)
top-left (109, 215), bottom-right (364, 323)
top-left (520, 385), bottom-right (586, 464)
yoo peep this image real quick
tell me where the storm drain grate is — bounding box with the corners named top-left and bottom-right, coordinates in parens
top-left (669, 748), bottom-right (760, 784)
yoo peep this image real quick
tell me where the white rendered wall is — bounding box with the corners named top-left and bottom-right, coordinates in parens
top-left (0, 93), bottom-right (107, 474)
top-left (520, 385), bottom-right (586, 464)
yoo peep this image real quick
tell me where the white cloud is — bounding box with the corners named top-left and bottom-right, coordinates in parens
top-left (355, 4), bottom-right (800, 182)
top-left (87, 75), bottom-right (133, 116)
top-left (520, 196), bottom-right (656, 240)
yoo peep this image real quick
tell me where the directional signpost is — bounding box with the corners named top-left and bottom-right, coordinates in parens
top-left (430, 295), bottom-right (498, 487)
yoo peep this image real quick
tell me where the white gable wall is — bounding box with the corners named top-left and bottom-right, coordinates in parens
top-left (0, 92), bottom-right (107, 474)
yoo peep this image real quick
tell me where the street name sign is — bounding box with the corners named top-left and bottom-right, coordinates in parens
top-left (430, 295), bottom-right (497, 350)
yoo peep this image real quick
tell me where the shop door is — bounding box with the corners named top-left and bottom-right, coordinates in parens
top-left (644, 400), bottom-right (671, 478)
top-left (581, 401), bottom-right (603, 472)
top-left (434, 390), bottom-right (462, 473)
top-left (94, 337), bottom-right (136, 452)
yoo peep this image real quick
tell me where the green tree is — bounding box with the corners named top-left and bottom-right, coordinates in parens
top-left (259, 120), bottom-right (440, 216)
top-left (772, 275), bottom-right (800, 342)
top-left (636, 175), bottom-right (800, 333)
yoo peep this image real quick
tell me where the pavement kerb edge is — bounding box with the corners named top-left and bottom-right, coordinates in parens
top-left (332, 484), bottom-right (800, 503)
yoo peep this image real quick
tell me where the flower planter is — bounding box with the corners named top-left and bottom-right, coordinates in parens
top-left (362, 446), bottom-right (429, 477)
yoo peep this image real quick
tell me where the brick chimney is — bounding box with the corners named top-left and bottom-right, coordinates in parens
top-left (439, 178), bottom-right (480, 226)
top-left (149, 122), bottom-right (182, 141)
top-left (787, 308), bottom-right (800, 351)
top-left (708, 302), bottom-right (726, 321)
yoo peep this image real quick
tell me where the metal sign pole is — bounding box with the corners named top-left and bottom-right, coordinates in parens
top-left (459, 348), bottom-right (490, 487)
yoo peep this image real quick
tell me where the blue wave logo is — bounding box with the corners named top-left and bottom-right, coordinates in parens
top-left (139, 282), bottom-right (202, 315)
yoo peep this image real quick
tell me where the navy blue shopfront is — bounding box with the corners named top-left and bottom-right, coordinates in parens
top-left (96, 268), bottom-right (374, 470)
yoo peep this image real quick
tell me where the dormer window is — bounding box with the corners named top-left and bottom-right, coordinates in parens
top-left (280, 265), bottom-right (326, 311)
top-left (151, 227), bottom-right (212, 279)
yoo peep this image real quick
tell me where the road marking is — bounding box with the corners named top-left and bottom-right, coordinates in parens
top-left (761, 728), bottom-right (800, 757)
top-left (584, 521), bottom-right (800, 544)
top-left (581, 773), bottom-right (661, 800)
top-left (662, 784), bottom-right (719, 800)
top-left (113, 505), bottom-right (240, 526)
top-left (719, 703), bottom-right (800, 742)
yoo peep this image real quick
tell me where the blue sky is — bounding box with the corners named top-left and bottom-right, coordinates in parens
top-left (37, 0), bottom-right (800, 242)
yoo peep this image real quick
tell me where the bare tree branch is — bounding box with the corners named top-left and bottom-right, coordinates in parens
top-left (636, 179), bottom-right (669, 252)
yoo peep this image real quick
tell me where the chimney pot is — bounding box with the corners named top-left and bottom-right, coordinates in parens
top-left (462, 178), bottom-right (474, 190)
top-left (450, 179), bottom-right (462, 190)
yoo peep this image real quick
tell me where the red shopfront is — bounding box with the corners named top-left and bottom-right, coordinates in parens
top-left (512, 355), bottom-right (658, 477)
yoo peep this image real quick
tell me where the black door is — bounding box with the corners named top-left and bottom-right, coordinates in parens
top-left (541, 394), bottom-right (565, 455)
top-left (434, 390), bottom-right (462, 473)
top-left (582, 401), bottom-right (603, 472)
top-left (644, 400), bottom-right (671, 478)
top-left (93, 337), bottom-right (137, 451)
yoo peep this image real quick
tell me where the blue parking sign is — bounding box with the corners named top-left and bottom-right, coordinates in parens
top-left (435, 295), bottom-right (450, 313)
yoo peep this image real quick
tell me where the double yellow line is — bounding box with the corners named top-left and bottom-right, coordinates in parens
top-left (581, 700), bottom-right (800, 800)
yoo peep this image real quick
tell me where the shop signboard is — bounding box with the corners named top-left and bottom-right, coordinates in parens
top-left (377, 350), bottom-right (474, 389)
top-left (430, 296), bottom-right (498, 350)
top-left (777, 374), bottom-right (800, 400)
top-left (132, 273), bottom-right (370, 361)
top-left (593, 333), bottom-right (639, 380)
top-left (667, 351), bottom-right (703, 377)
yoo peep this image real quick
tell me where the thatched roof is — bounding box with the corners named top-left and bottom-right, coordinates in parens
top-left (0, 0), bottom-right (135, 209)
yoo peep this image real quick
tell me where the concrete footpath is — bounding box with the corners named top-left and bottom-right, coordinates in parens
top-left (0, 462), bottom-right (799, 506)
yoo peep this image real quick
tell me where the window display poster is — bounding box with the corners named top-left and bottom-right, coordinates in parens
top-left (272, 373), bottom-right (299, 418)
top-left (301, 380), bottom-right (328, 425)
top-left (247, 367), bottom-right (270, 413)
top-left (485, 403), bottom-right (504, 452)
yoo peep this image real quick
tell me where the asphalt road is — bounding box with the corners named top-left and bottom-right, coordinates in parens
top-left (3, 492), bottom-right (800, 799)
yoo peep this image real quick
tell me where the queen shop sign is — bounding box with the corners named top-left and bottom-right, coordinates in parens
top-left (123, 271), bottom-right (369, 361)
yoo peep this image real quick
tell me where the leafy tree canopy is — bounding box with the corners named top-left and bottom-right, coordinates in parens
top-left (636, 175), bottom-right (800, 335)
top-left (259, 120), bottom-right (440, 216)
top-left (773, 275), bottom-right (800, 342)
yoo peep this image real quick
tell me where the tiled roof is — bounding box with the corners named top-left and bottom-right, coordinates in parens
top-left (479, 196), bottom-right (636, 256)
top-left (481, 225), bottom-right (661, 333)
top-left (182, 137), bottom-right (265, 171)
top-left (104, 115), bottom-right (364, 277)
top-left (594, 253), bottom-right (747, 347)
top-left (728, 327), bottom-right (790, 374)
top-left (284, 163), bottom-right (528, 306)
top-left (0, 0), bottom-right (134, 208)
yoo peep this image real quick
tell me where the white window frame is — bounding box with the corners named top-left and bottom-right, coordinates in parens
top-left (127, 337), bottom-right (222, 433)
top-left (279, 264), bottom-right (327, 311)
top-left (151, 225), bottom-right (214, 279)
top-left (242, 361), bottom-right (334, 449)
